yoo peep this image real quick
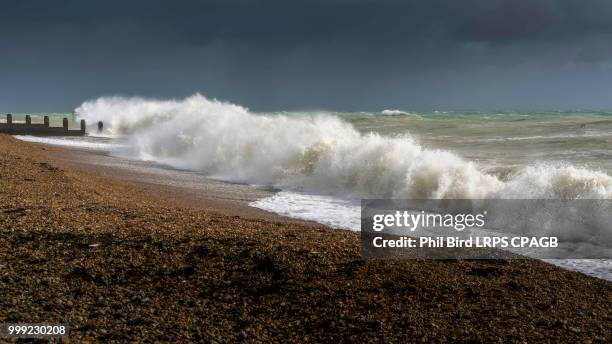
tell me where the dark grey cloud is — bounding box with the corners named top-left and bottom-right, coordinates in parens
top-left (1, 0), bottom-right (612, 112)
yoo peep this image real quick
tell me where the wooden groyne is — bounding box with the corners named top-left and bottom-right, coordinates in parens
top-left (0, 114), bottom-right (86, 136)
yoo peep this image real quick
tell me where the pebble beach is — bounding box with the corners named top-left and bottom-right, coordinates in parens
top-left (1, 134), bottom-right (611, 343)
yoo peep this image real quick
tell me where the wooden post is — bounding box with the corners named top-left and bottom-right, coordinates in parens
top-left (80, 119), bottom-right (86, 132)
top-left (6, 114), bottom-right (12, 126)
top-left (44, 116), bottom-right (50, 127)
top-left (25, 115), bottom-right (31, 125)
top-left (62, 117), bottom-right (69, 130)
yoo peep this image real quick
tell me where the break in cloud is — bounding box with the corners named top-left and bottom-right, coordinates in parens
top-left (1, 0), bottom-right (612, 111)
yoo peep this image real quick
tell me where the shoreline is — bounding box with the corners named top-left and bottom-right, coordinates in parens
top-left (32, 138), bottom-right (319, 226)
top-left (1, 134), bottom-right (610, 342)
top-left (18, 135), bottom-right (612, 281)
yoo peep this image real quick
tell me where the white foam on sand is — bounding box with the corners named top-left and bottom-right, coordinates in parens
top-left (14, 135), bottom-right (123, 151)
top-left (251, 191), bottom-right (361, 230)
top-left (250, 191), bottom-right (612, 282)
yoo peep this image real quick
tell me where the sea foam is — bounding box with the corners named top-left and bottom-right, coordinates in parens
top-left (76, 94), bottom-right (612, 200)
top-left (14, 135), bottom-right (122, 151)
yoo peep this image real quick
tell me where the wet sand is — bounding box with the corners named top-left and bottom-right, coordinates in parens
top-left (1, 134), bottom-right (610, 343)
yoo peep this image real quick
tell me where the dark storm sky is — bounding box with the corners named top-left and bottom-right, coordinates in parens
top-left (2, 0), bottom-right (612, 112)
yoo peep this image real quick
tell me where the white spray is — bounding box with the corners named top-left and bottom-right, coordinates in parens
top-left (76, 94), bottom-right (612, 200)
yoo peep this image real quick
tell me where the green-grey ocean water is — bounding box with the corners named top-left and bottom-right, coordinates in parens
top-left (5, 110), bottom-right (612, 173)
top-left (271, 110), bottom-right (612, 174)
top-left (0, 112), bottom-right (79, 128)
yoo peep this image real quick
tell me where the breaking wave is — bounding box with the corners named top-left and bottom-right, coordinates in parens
top-left (76, 94), bottom-right (612, 200)
top-left (380, 109), bottom-right (416, 116)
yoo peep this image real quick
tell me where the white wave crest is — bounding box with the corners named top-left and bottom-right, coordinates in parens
top-left (380, 109), bottom-right (414, 116)
top-left (76, 94), bottom-right (612, 200)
